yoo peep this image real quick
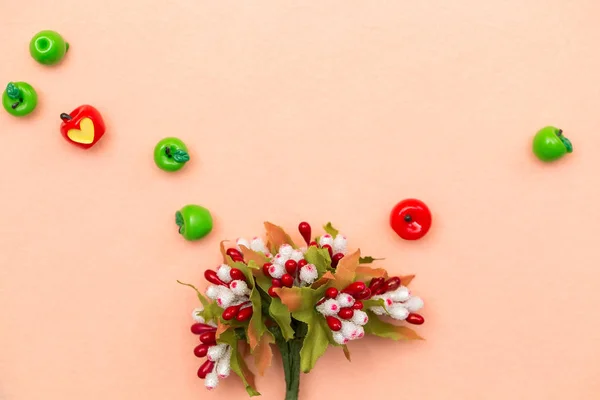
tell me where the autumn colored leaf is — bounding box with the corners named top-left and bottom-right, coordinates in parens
top-left (330, 249), bottom-right (361, 290)
top-left (400, 274), bottom-right (415, 287)
top-left (215, 319), bottom-right (230, 339)
top-left (355, 266), bottom-right (389, 280)
top-left (273, 287), bottom-right (305, 313)
top-left (342, 345), bottom-right (351, 362)
top-left (312, 271), bottom-right (335, 289)
top-left (253, 331), bottom-right (275, 376)
top-left (364, 311), bottom-right (424, 341)
top-left (264, 222), bottom-right (296, 250)
top-left (219, 240), bottom-right (229, 263)
top-left (239, 246), bottom-right (270, 266)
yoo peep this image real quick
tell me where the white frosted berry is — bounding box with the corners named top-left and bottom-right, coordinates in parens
top-left (370, 306), bottom-right (386, 316)
top-left (273, 253), bottom-right (287, 266)
top-left (336, 293), bottom-right (355, 308)
top-left (278, 244), bottom-right (293, 258)
top-left (215, 287), bottom-right (235, 308)
top-left (299, 264), bottom-right (318, 284)
top-left (319, 234), bottom-right (334, 247)
top-left (332, 331), bottom-right (348, 345)
top-left (389, 304), bottom-right (409, 320)
top-left (341, 321), bottom-right (360, 339)
top-left (268, 263), bottom-right (285, 279)
top-left (192, 307), bottom-right (205, 323)
top-left (389, 286), bottom-right (410, 302)
top-left (207, 344), bottom-right (228, 362)
top-left (236, 237), bottom-right (250, 251)
top-left (316, 299), bottom-right (341, 316)
top-left (354, 325), bottom-right (365, 339)
top-left (290, 250), bottom-right (304, 262)
top-left (250, 237), bottom-right (267, 253)
top-left (403, 296), bottom-right (424, 312)
top-left (351, 310), bottom-right (369, 326)
top-left (216, 264), bottom-right (232, 283)
top-left (229, 280), bottom-right (250, 296)
top-left (333, 235), bottom-right (348, 254)
top-left (216, 351), bottom-right (231, 378)
top-left (206, 285), bottom-right (220, 300)
top-left (205, 371), bottom-right (219, 390)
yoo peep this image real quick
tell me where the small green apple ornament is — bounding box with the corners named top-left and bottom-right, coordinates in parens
top-left (176, 205), bottom-right (213, 241)
top-left (154, 137), bottom-right (190, 172)
top-left (2, 82), bottom-right (38, 117)
top-left (532, 126), bottom-right (573, 162)
top-left (30, 30), bottom-right (69, 65)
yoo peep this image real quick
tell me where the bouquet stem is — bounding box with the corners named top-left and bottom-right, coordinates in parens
top-left (277, 337), bottom-right (302, 400)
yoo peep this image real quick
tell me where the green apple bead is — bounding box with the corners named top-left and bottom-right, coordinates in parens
top-left (2, 82), bottom-right (38, 117)
top-left (154, 137), bottom-right (190, 172)
top-left (532, 126), bottom-right (573, 162)
top-left (176, 205), bottom-right (213, 241)
top-left (30, 30), bottom-right (69, 65)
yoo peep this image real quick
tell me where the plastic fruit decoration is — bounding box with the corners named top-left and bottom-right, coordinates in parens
top-left (30, 30), bottom-right (69, 65)
top-left (59, 105), bottom-right (106, 149)
top-left (175, 204), bottom-right (213, 241)
top-left (532, 126), bottom-right (573, 162)
top-left (153, 137), bottom-right (190, 172)
top-left (390, 198), bottom-right (432, 240)
top-left (2, 82), bottom-right (37, 117)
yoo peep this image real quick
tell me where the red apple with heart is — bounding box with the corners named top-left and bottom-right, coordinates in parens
top-left (59, 105), bottom-right (106, 149)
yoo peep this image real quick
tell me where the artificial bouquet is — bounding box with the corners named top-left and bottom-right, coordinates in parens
top-left (180, 221), bottom-right (425, 399)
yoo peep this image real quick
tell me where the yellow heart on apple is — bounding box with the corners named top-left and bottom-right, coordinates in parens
top-left (67, 118), bottom-right (94, 144)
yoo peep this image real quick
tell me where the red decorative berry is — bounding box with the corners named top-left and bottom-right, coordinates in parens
top-left (297, 259), bottom-right (308, 268)
top-left (236, 306), bottom-right (253, 322)
top-left (343, 281), bottom-right (366, 295)
top-left (285, 260), bottom-right (298, 275)
top-left (226, 248), bottom-right (243, 259)
top-left (352, 301), bottom-right (364, 310)
top-left (331, 253), bottom-right (344, 267)
top-left (268, 286), bottom-right (279, 297)
top-left (406, 313), bottom-right (425, 325)
top-left (369, 277), bottom-right (385, 289)
top-left (204, 270), bottom-right (226, 286)
top-left (199, 331), bottom-right (217, 345)
top-left (197, 360), bottom-right (215, 379)
top-left (271, 278), bottom-right (282, 288)
top-left (194, 344), bottom-right (209, 358)
top-left (229, 268), bottom-right (245, 281)
top-left (309, 241), bottom-right (318, 247)
top-left (326, 316), bottom-right (342, 331)
top-left (390, 198), bottom-right (432, 241)
top-left (298, 222), bottom-right (312, 245)
top-left (383, 277), bottom-right (401, 292)
top-left (281, 274), bottom-right (294, 287)
top-left (354, 288), bottom-right (372, 300)
top-left (191, 323), bottom-right (217, 335)
top-left (325, 287), bottom-right (339, 299)
top-left (322, 244), bottom-right (333, 257)
top-left (263, 262), bottom-right (272, 277)
top-left (222, 304), bottom-right (243, 320)
top-left (338, 307), bottom-right (354, 320)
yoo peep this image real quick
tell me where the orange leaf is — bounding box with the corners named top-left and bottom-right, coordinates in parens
top-left (239, 340), bottom-right (251, 357)
top-left (219, 240), bottom-right (229, 263)
top-left (264, 222), bottom-right (296, 250)
top-left (239, 245), bottom-right (270, 266)
top-left (237, 346), bottom-right (258, 389)
top-left (312, 271), bottom-right (335, 289)
top-left (342, 345), bottom-right (351, 362)
top-left (393, 325), bottom-right (424, 340)
top-left (273, 287), bottom-right (303, 313)
top-left (247, 320), bottom-right (261, 350)
top-left (215, 319), bottom-right (230, 339)
top-left (331, 249), bottom-right (361, 290)
top-left (400, 275), bottom-right (415, 287)
top-left (356, 266), bottom-right (388, 280)
top-left (253, 332), bottom-right (274, 376)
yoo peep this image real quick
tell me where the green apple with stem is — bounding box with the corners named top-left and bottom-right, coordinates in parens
top-left (30, 30), bottom-right (69, 65)
top-left (532, 126), bottom-right (573, 162)
top-left (154, 137), bottom-right (190, 172)
top-left (2, 82), bottom-right (38, 117)
top-left (176, 205), bottom-right (213, 241)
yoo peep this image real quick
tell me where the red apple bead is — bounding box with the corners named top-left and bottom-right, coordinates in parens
top-left (268, 286), bottom-right (279, 297)
top-left (298, 222), bottom-right (312, 245)
top-left (191, 323), bottom-right (217, 335)
top-left (354, 288), bottom-right (372, 300)
top-left (326, 316), bottom-right (342, 331)
top-left (331, 253), bottom-right (344, 268)
top-left (222, 304), bottom-right (243, 320)
top-left (236, 307), bottom-right (253, 322)
top-left (343, 281), bottom-right (366, 295)
top-left (271, 278), bottom-right (282, 288)
top-left (197, 360), bottom-right (215, 379)
top-left (229, 268), bottom-right (245, 281)
top-left (199, 331), bottom-right (217, 345)
top-left (281, 274), bottom-right (294, 288)
top-left (297, 259), bottom-right (308, 268)
top-left (204, 270), bottom-right (227, 286)
top-left (263, 262), bottom-right (273, 277)
top-left (322, 244), bottom-right (333, 257)
top-left (325, 287), bottom-right (339, 299)
top-left (352, 301), bottom-right (364, 310)
top-left (338, 307), bottom-right (354, 320)
top-left (194, 344), bottom-right (209, 358)
top-left (406, 313), bottom-right (424, 325)
top-left (309, 241), bottom-right (318, 247)
top-left (226, 248), bottom-right (243, 259)
top-left (285, 260), bottom-right (298, 275)
top-left (383, 277), bottom-right (401, 292)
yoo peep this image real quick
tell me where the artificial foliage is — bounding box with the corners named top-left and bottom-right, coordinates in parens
top-left (179, 221), bottom-right (426, 399)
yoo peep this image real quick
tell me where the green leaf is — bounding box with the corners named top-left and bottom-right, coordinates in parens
top-left (175, 211), bottom-right (184, 233)
top-left (218, 329), bottom-right (261, 396)
top-left (359, 256), bottom-right (384, 264)
top-left (363, 311), bottom-right (423, 341)
top-left (362, 297), bottom-right (387, 310)
top-left (172, 149), bottom-right (190, 163)
top-left (176, 280), bottom-right (222, 321)
top-left (303, 246), bottom-right (332, 276)
top-left (269, 298), bottom-right (295, 340)
top-left (6, 83), bottom-right (20, 100)
top-left (292, 310), bottom-right (330, 373)
top-left (323, 222), bottom-right (339, 237)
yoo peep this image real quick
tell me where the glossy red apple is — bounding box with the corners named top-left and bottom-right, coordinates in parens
top-left (390, 199), bottom-right (432, 240)
top-left (59, 105), bottom-right (105, 149)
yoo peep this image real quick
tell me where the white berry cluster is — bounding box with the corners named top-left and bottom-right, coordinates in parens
top-left (192, 309), bottom-right (232, 390)
top-left (317, 233), bottom-right (348, 255)
top-left (369, 286), bottom-right (424, 320)
top-left (316, 291), bottom-right (369, 345)
top-left (205, 265), bottom-right (251, 309)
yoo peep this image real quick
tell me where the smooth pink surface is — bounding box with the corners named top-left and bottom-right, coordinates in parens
top-left (1, 1), bottom-right (600, 399)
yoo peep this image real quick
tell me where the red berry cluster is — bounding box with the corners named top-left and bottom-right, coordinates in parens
top-left (299, 222), bottom-right (345, 267)
top-left (318, 283), bottom-right (369, 331)
top-left (191, 322), bottom-right (218, 379)
top-left (369, 276), bottom-right (424, 325)
top-left (262, 258), bottom-right (305, 297)
top-left (203, 264), bottom-right (253, 322)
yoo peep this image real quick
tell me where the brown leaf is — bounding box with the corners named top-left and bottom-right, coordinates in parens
top-left (247, 320), bottom-right (261, 350)
top-left (356, 266), bottom-right (388, 280)
top-left (239, 245), bottom-right (270, 266)
top-left (215, 319), bottom-right (230, 339)
top-left (252, 331), bottom-right (274, 376)
top-left (394, 325), bottom-right (424, 340)
top-left (239, 340), bottom-right (251, 357)
top-left (331, 249), bottom-right (361, 290)
top-left (237, 346), bottom-right (258, 389)
top-left (264, 222), bottom-right (296, 250)
top-left (312, 271), bottom-right (335, 289)
top-left (273, 287), bottom-right (303, 312)
top-left (400, 275), bottom-right (415, 287)
top-left (342, 345), bottom-right (351, 362)
top-left (219, 240), bottom-right (229, 263)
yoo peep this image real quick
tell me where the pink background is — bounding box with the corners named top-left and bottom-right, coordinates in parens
top-left (1, 1), bottom-right (600, 399)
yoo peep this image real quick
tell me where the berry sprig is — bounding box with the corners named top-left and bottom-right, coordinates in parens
top-left (368, 277), bottom-right (425, 325)
top-left (204, 265), bottom-right (253, 322)
top-left (316, 283), bottom-right (370, 344)
top-left (190, 310), bottom-right (232, 390)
